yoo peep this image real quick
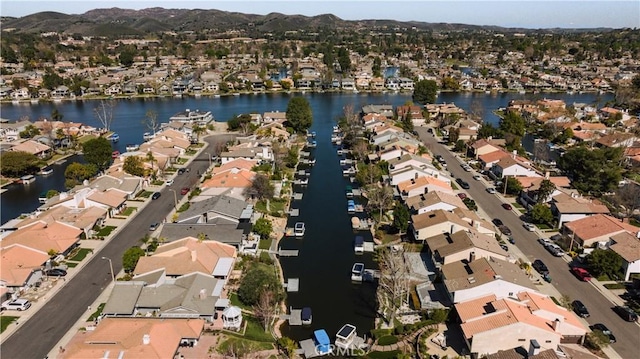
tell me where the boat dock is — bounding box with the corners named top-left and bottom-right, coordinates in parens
top-left (363, 269), bottom-right (380, 282)
top-left (298, 339), bottom-right (320, 358)
top-left (300, 151), bottom-right (311, 158)
top-left (285, 278), bottom-right (299, 292)
top-left (266, 248), bottom-right (299, 257)
top-left (292, 192), bottom-right (303, 200)
top-left (280, 308), bottom-right (303, 326)
top-left (289, 208), bottom-right (300, 216)
top-left (351, 217), bottom-right (373, 230)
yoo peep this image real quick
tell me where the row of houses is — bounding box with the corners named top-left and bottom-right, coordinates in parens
top-left (357, 103), bottom-right (590, 358)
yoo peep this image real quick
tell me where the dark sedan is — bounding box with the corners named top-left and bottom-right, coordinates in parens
top-left (613, 306), bottom-right (638, 322)
top-left (590, 323), bottom-right (616, 343)
top-left (45, 268), bottom-right (67, 277)
top-left (572, 300), bottom-right (590, 318)
top-left (498, 225), bottom-right (512, 236)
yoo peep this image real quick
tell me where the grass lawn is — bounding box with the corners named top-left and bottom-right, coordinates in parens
top-left (69, 248), bottom-right (92, 262)
top-left (65, 262), bottom-right (78, 268)
top-left (0, 178), bottom-right (11, 185)
top-left (259, 251), bottom-right (272, 262)
top-left (630, 218), bottom-right (640, 227)
top-left (604, 283), bottom-right (626, 290)
top-left (258, 239), bottom-right (272, 250)
top-left (137, 190), bottom-right (153, 198)
top-left (255, 199), bottom-right (287, 214)
top-left (87, 303), bottom-right (105, 321)
top-left (365, 350), bottom-right (401, 359)
top-left (185, 149), bottom-right (197, 155)
top-left (229, 292), bottom-right (252, 311)
top-left (121, 207), bottom-right (137, 216)
top-left (177, 157), bottom-right (188, 164)
top-left (217, 337), bottom-right (273, 356)
top-left (77, 134), bottom-right (98, 143)
top-left (1, 316), bottom-right (18, 333)
top-left (241, 316), bottom-right (275, 342)
top-left (96, 226), bottom-right (116, 237)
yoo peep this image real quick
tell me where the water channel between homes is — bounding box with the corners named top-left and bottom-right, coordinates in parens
top-left (0, 91), bottom-right (612, 342)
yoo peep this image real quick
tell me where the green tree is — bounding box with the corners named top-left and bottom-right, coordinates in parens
top-left (499, 110), bottom-right (526, 137)
top-left (19, 124), bottom-right (40, 139)
top-left (372, 57), bottom-right (382, 77)
top-left (587, 249), bottom-right (623, 279)
top-left (536, 179), bottom-right (556, 203)
top-left (238, 262), bottom-right (284, 306)
top-left (558, 146), bottom-right (623, 195)
top-left (0, 151), bottom-right (41, 177)
top-left (285, 97), bottom-right (313, 133)
top-left (64, 162), bottom-right (98, 188)
top-left (530, 204), bottom-right (553, 225)
top-left (504, 176), bottom-right (523, 195)
top-left (392, 202), bottom-right (410, 233)
top-left (477, 122), bottom-right (501, 139)
top-left (412, 80), bottom-right (438, 104)
top-left (285, 146), bottom-right (299, 168)
top-left (123, 156), bottom-right (145, 177)
top-left (253, 217), bottom-right (273, 240)
top-left (122, 246), bottom-right (145, 273)
top-left (46, 189), bottom-right (60, 199)
top-left (82, 137), bottom-right (112, 170)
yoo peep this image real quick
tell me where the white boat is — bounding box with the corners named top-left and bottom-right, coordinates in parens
top-left (306, 140), bottom-right (317, 148)
top-left (354, 236), bottom-right (364, 254)
top-left (294, 222), bottom-right (305, 237)
top-left (109, 133), bottom-right (120, 142)
top-left (332, 125), bottom-right (340, 133)
top-left (39, 167), bottom-right (53, 175)
top-left (335, 324), bottom-right (358, 350)
top-left (298, 178), bottom-right (309, 185)
top-left (143, 132), bottom-right (155, 141)
top-left (351, 263), bottom-right (364, 282)
top-left (20, 175), bottom-right (36, 184)
top-left (125, 144), bottom-right (140, 152)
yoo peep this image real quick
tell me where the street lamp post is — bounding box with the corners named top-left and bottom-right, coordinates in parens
top-left (101, 256), bottom-right (115, 282)
top-left (168, 188), bottom-right (178, 210)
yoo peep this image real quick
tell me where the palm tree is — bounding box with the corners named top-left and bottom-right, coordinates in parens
top-left (192, 124), bottom-right (206, 142)
top-left (146, 151), bottom-right (156, 178)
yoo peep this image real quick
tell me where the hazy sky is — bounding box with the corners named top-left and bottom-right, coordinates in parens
top-left (1, 0), bottom-right (639, 29)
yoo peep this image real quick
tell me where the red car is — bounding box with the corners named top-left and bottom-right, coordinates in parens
top-left (180, 187), bottom-right (190, 195)
top-left (457, 193), bottom-right (467, 200)
top-left (571, 267), bottom-right (592, 281)
top-left (502, 203), bottom-right (512, 210)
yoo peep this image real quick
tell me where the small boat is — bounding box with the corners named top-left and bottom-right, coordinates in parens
top-left (354, 236), bottom-right (364, 254)
top-left (313, 329), bottom-right (332, 355)
top-left (143, 132), bottom-right (154, 141)
top-left (347, 200), bottom-right (356, 214)
top-left (38, 191), bottom-right (48, 204)
top-left (301, 307), bottom-right (312, 325)
top-left (298, 178), bottom-right (308, 185)
top-left (306, 140), bottom-right (317, 148)
top-left (110, 133), bottom-right (120, 142)
top-left (351, 263), bottom-right (364, 282)
top-left (335, 324), bottom-right (358, 349)
top-left (112, 150), bottom-right (120, 158)
top-left (20, 175), bottom-right (36, 184)
top-left (294, 222), bottom-right (305, 237)
top-left (311, 131), bottom-right (316, 138)
top-left (39, 167), bottom-right (53, 175)
top-left (345, 185), bottom-right (354, 198)
top-left (125, 144), bottom-right (139, 152)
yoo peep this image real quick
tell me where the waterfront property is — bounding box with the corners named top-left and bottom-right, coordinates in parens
top-left (169, 109), bottom-right (214, 126)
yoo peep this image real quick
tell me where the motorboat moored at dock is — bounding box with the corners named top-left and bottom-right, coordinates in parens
top-left (294, 222), bottom-right (306, 237)
top-left (351, 262), bottom-right (364, 282)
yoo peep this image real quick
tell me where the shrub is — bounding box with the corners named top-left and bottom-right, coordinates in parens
top-left (377, 335), bottom-right (398, 346)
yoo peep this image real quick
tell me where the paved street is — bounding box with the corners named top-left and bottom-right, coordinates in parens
top-left (0, 134), bottom-right (234, 359)
top-left (416, 126), bottom-right (640, 359)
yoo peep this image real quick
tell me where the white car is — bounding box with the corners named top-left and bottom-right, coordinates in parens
top-left (523, 223), bottom-right (536, 231)
top-left (166, 179), bottom-right (174, 186)
top-left (547, 244), bottom-right (565, 257)
top-left (486, 187), bottom-right (497, 194)
top-left (473, 175), bottom-right (482, 181)
top-left (1, 299), bottom-right (31, 311)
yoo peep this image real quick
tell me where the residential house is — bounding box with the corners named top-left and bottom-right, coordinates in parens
top-left (390, 165), bottom-right (449, 187)
top-left (387, 154), bottom-right (433, 173)
top-left (455, 291), bottom-right (586, 357)
top-left (361, 104), bottom-right (394, 119)
top-left (17, 206), bottom-right (107, 240)
top-left (551, 193), bottom-right (611, 229)
top-left (468, 138), bottom-right (507, 159)
top-left (0, 244), bottom-right (49, 294)
top-left (426, 230), bottom-right (509, 266)
top-left (442, 257), bottom-right (536, 303)
top-left (1, 221), bottom-right (82, 256)
top-left (133, 236), bottom-right (236, 278)
top-left (397, 105), bottom-right (425, 127)
top-left (608, 231), bottom-right (640, 281)
top-left (563, 214), bottom-right (638, 248)
top-left (10, 140), bottom-right (51, 158)
top-left (398, 176), bottom-right (453, 200)
top-left (61, 318), bottom-right (204, 359)
top-left (411, 209), bottom-right (475, 242)
top-left (405, 191), bottom-right (466, 215)
top-left (219, 147), bottom-right (272, 164)
top-left (478, 149), bottom-right (511, 171)
top-left (490, 156), bottom-right (540, 179)
top-left (596, 132), bottom-right (639, 148)
top-left (0, 120), bottom-right (32, 142)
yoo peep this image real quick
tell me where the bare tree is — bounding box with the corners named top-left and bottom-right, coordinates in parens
top-left (94, 100), bottom-right (116, 132)
top-left (470, 98), bottom-right (485, 123)
top-left (366, 185), bottom-right (394, 220)
top-left (607, 183), bottom-right (640, 221)
top-left (376, 247), bottom-right (409, 325)
top-left (352, 139), bottom-right (370, 162)
top-left (253, 289), bottom-right (277, 332)
top-left (143, 109), bottom-right (160, 135)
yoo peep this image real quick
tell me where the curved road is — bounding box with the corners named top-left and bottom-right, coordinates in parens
top-left (416, 127), bottom-right (639, 359)
top-left (1, 135), bottom-right (234, 359)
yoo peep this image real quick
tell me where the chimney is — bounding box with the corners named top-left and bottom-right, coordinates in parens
top-left (142, 334), bottom-right (150, 345)
top-left (545, 171), bottom-right (550, 179)
top-left (469, 251), bottom-right (476, 262)
top-left (551, 318), bottom-right (561, 331)
top-left (199, 288), bottom-right (207, 299)
top-left (191, 250), bottom-right (197, 262)
top-left (512, 150), bottom-right (517, 159)
top-left (528, 339), bottom-right (541, 356)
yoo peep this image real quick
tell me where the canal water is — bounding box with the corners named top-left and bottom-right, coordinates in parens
top-left (0, 91), bottom-right (612, 340)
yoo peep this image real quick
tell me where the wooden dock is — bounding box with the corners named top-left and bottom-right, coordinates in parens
top-left (292, 192), bottom-right (303, 200)
top-left (285, 278), bottom-right (299, 292)
top-left (363, 242), bottom-right (375, 253)
top-left (363, 269), bottom-right (380, 282)
top-left (289, 208), bottom-right (300, 216)
top-left (298, 339), bottom-right (320, 358)
top-left (280, 308), bottom-right (303, 326)
top-left (300, 151), bottom-right (310, 158)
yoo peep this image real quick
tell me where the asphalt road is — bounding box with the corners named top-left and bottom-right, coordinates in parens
top-left (1, 135), bottom-right (234, 359)
top-left (416, 127), bottom-right (640, 359)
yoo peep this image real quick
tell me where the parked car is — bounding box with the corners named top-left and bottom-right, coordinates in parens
top-left (177, 168), bottom-right (186, 175)
top-left (180, 187), bottom-right (190, 195)
top-left (462, 165), bottom-right (472, 172)
top-left (492, 218), bottom-right (504, 226)
top-left (532, 259), bottom-right (549, 275)
top-left (508, 236), bottom-right (516, 244)
top-left (613, 305), bottom-right (639, 322)
top-left (500, 244), bottom-right (509, 251)
top-left (501, 203), bottom-right (512, 210)
top-left (590, 323), bottom-right (616, 343)
top-left (166, 179), bottom-right (174, 186)
top-left (546, 243), bottom-right (564, 257)
top-left (572, 300), bottom-right (590, 318)
top-left (537, 237), bottom-right (552, 247)
top-left (151, 192), bottom-right (161, 200)
top-left (149, 222), bottom-right (160, 231)
top-left (523, 223), bottom-right (536, 231)
top-left (473, 174), bottom-right (482, 181)
top-left (571, 267), bottom-right (592, 281)
top-left (457, 193), bottom-right (467, 200)
top-left (1, 299), bottom-right (31, 311)
top-left (45, 268), bottom-right (67, 277)
top-left (486, 187), bottom-right (497, 194)
top-left (498, 225), bottom-right (512, 236)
